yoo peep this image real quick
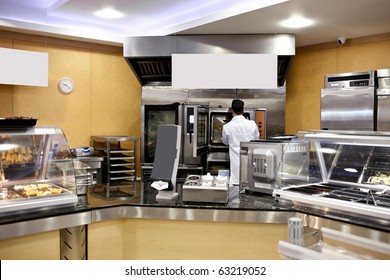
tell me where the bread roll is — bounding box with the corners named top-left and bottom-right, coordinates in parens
top-left (24, 154), bottom-right (33, 162)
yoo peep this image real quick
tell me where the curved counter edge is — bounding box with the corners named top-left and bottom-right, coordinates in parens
top-left (0, 211), bottom-right (91, 240)
top-left (0, 206), bottom-right (295, 240)
top-left (93, 206), bottom-right (296, 224)
top-left (1, 204), bottom-right (390, 244)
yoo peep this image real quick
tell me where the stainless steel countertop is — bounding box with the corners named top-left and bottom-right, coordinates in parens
top-left (1, 181), bottom-right (390, 241)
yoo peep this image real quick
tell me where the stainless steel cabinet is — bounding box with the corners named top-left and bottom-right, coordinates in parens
top-left (91, 136), bottom-right (138, 199)
top-left (320, 71), bottom-right (376, 131)
top-left (377, 93), bottom-right (390, 131)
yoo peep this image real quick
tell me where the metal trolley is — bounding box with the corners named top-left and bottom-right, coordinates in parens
top-left (91, 136), bottom-right (138, 199)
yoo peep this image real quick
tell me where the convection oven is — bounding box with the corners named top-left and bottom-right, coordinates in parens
top-left (142, 103), bottom-right (181, 165)
top-left (141, 103), bottom-right (209, 180)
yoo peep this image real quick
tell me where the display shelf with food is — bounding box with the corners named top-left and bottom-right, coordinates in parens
top-left (0, 126), bottom-right (78, 214)
top-left (274, 130), bottom-right (390, 226)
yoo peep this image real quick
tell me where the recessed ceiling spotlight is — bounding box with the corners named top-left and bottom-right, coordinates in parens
top-left (94, 7), bottom-right (124, 19)
top-left (280, 16), bottom-right (314, 28)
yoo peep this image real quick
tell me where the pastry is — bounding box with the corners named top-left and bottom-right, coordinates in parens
top-left (24, 154), bottom-right (33, 162)
top-left (37, 183), bottom-right (51, 190)
top-left (25, 189), bottom-right (37, 196)
top-left (50, 188), bottom-right (62, 194)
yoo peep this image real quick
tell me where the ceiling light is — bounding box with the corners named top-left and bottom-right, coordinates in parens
top-left (94, 8), bottom-right (123, 19)
top-left (280, 16), bottom-right (314, 28)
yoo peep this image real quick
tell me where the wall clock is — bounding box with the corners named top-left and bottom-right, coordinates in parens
top-left (58, 77), bottom-right (74, 95)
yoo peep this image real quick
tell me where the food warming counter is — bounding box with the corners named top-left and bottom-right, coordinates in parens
top-left (1, 129), bottom-right (390, 259)
top-left (0, 126), bottom-right (78, 213)
top-left (273, 130), bottom-right (390, 227)
top-left (1, 179), bottom-right (390, 259)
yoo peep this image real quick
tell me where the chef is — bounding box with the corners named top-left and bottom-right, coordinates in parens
top-left (222, 99), bottom-right (259, 201)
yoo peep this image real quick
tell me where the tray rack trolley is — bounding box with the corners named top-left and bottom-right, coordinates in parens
top-left (91, 136), bottom-right (138, 199)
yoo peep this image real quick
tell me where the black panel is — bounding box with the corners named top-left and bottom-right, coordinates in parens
top-left (151, 125), bottom-right (180, 190)
top-left (327, 74), bottom-right (371, 82)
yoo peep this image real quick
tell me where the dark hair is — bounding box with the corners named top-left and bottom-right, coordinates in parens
top-left (231, 99), bottom-right (244, 114)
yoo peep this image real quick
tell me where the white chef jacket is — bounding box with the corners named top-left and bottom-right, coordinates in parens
top-left (222, 115), bottom-right (259, 185)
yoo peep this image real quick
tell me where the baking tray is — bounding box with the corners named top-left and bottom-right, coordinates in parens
top-left (0, 118), bottom-right (37, 128)
top-left (12, 183), bottom-right (70, 198)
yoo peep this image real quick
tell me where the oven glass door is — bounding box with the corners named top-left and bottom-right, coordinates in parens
top-left (209, 111), bottom-right (251, 147)
top-left (196, 108), bottom-right (208, 151)
top-left (143, 104), bottom-right (180, 164)
top-left (183, 105), bottom-right (208, 165)
top-left (210, 112), bottom-right (230, 147)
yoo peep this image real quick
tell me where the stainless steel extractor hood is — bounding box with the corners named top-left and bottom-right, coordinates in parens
top-left (124, 34), bottom-right (295, 87)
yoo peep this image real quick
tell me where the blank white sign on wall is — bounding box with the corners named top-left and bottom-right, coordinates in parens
top-left (172, 53), bottom-right (277, 89)
top-left (0, 47), bottom-right (48, 87)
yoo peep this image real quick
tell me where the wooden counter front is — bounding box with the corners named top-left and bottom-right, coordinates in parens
top-left (0, 230), bottom-right (60, 260)
top-left (88, 218), bottom-right (287, 260)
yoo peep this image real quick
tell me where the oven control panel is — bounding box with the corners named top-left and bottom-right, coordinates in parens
top-left (255, 109), bottom-right (266, 139)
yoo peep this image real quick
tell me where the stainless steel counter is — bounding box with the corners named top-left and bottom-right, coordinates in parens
top-left (0, 181), bottom-right (389, 242)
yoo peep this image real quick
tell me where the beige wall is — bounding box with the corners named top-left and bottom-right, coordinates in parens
top-left (286, 33), bottom-right (390, 134)
top-left (0, 30), bottom-right (141, 148)
top-left (1, 30), bottom-right (389, 143)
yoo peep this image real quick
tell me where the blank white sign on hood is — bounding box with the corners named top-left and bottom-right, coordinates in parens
top-left (172, 53), bottom-right (277, 89)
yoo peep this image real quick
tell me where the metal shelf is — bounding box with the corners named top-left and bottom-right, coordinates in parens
top-left (91, 136), bottom-right (138, 199)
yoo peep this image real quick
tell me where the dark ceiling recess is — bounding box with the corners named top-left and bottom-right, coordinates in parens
top-left (277, 55), bottom-right (294, 87)
top-left (127, 57), bottom-right (171, 85)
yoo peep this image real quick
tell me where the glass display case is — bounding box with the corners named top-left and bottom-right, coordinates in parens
top-left (0, 126), bottom-right (78, 213)
top-left (274, 130), bottom-right (390, 226)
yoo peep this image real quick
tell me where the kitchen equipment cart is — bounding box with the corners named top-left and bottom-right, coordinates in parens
top-left (91, 136), bottom-right (138, 199)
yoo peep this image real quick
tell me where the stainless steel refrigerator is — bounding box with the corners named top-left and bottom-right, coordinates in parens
top-left (320, 71), bottom-right (376, 130)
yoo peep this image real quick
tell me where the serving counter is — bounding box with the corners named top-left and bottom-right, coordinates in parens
top-left (1, 128), bottom-right (390, 259)
top-left (0, 180), bottom-right (389, 260)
